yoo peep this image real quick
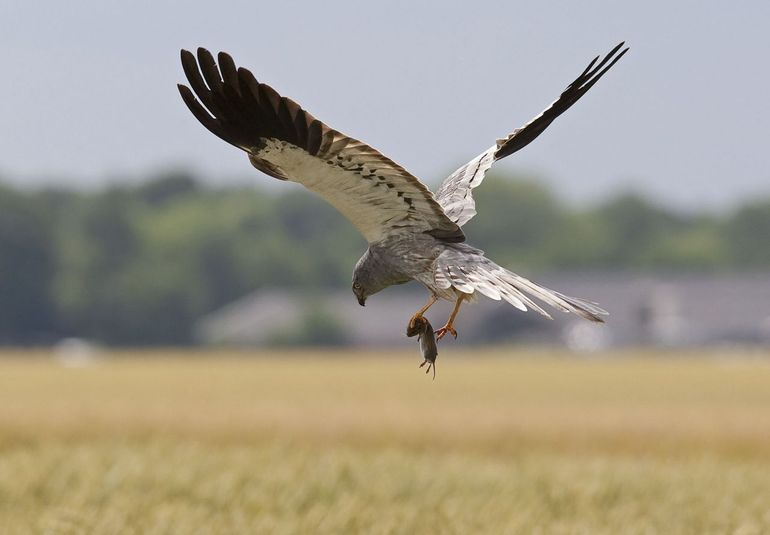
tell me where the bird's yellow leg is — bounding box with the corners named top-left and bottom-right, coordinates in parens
top-left (436, 294), bottom-right (467, 340)
top-left (407, 295), bottom-right (438, 335)
top-left (416, 294), bottom-right (438, 316)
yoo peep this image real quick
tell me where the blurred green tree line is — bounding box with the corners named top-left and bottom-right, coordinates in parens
top-left (1, 171), bottom-right (768, 345)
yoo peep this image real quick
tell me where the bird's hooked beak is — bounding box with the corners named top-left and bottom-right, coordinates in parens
top-left (357, 296), bottom-right (366, 307)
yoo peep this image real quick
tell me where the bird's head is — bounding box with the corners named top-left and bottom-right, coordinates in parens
top-left (352, 278), bottom-right (367, 307)
top-left (352, 257), bottom-right (384, 307)
top-left (352, 248), bottom-right (392, 306)
top-left (352, 267), bottom-right (382, 306)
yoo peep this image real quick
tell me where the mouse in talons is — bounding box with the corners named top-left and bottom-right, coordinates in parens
top-left (407, 315), bottom-right (438, 380)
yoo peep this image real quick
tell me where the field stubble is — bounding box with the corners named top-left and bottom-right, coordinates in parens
top-left (1, 348), bottom-right (769, 534)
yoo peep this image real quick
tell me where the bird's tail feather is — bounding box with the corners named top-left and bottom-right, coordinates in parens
top-left (436, 253), bottom-right (608, 323)
top-left (501, 271), bottom-right (608, 323)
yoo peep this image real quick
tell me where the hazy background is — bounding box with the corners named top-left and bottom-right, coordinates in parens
top-left (2, 1), bottom-right (769, 210)
top-left (1, 1), bottom-right (769, 348)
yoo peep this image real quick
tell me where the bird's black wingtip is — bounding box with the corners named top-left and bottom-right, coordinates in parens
top-left (176, 84), bottom-right (194, 100)
top-left (218, 50), bottom-right (235, 63)
top-left (609, 41), bottom-right (626, 54)
top-left (196, 47), bottom-right (216, 63)
top-left (615, 41), bottom-right (630, 56)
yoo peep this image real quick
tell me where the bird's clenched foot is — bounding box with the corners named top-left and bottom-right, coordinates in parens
top-left (406, 314), bottom-right (427, 337)
top-left (435, 294), bottom-right (464, 341)
top-left (407, 295), bottom-right (438, 338)
top-left (435, 324), bottom-right (457, 341)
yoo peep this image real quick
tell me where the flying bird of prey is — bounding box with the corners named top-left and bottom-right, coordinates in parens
top-left (178, 43), bottom-right (627, 341)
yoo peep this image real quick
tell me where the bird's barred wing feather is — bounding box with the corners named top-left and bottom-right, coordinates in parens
top-left (435, 43), bottom-right (628, 227)
top-left (434, 245), bottom-right (608, 322)
top-left (178, 48), bottom-right (464, 244)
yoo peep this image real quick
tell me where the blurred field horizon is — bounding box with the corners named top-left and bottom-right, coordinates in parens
top-left (3, 172), bottom-right (770, 350)
top-left (3, 348), bottom-right (770, 533)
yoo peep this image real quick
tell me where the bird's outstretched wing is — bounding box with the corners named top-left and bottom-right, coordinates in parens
top-left (435, 42), bottom-right (629, 227)
top-left (178, 48), bottom-right (464, 244)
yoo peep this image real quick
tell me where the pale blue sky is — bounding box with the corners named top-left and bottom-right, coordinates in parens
top-left (1, 1), bottom-right (768, 210)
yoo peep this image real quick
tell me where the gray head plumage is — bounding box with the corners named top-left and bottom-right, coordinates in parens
top-left (352, 249), bottom-right (387, 306)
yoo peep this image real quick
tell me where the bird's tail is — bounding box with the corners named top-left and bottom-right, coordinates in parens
top-left (498, 270), bottom-right (608, 323)
top-left (435, 250), bottom-right (608, 323)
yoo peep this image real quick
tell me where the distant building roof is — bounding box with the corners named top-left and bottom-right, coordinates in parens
top-left (195, 273), bottom-right (770, 348)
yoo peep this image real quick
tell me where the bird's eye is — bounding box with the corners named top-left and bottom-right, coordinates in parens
top-left (353, 282), bottom-right (361, 290)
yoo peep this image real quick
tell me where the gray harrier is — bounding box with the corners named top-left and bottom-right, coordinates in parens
top-left (178, 43), bottom-right (627, 340)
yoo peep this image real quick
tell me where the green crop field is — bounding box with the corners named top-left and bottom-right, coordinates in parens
top-left (2, 348), bottom-right (770, 534)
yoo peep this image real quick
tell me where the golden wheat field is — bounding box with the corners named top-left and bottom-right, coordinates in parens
top-left (2, 348), bottom-right (770, 534)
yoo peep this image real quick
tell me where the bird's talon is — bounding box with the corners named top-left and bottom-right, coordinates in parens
top-left (407, 314), bottom-right (427, 337)
top-left (435, 326), bottom-right (457, 341)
